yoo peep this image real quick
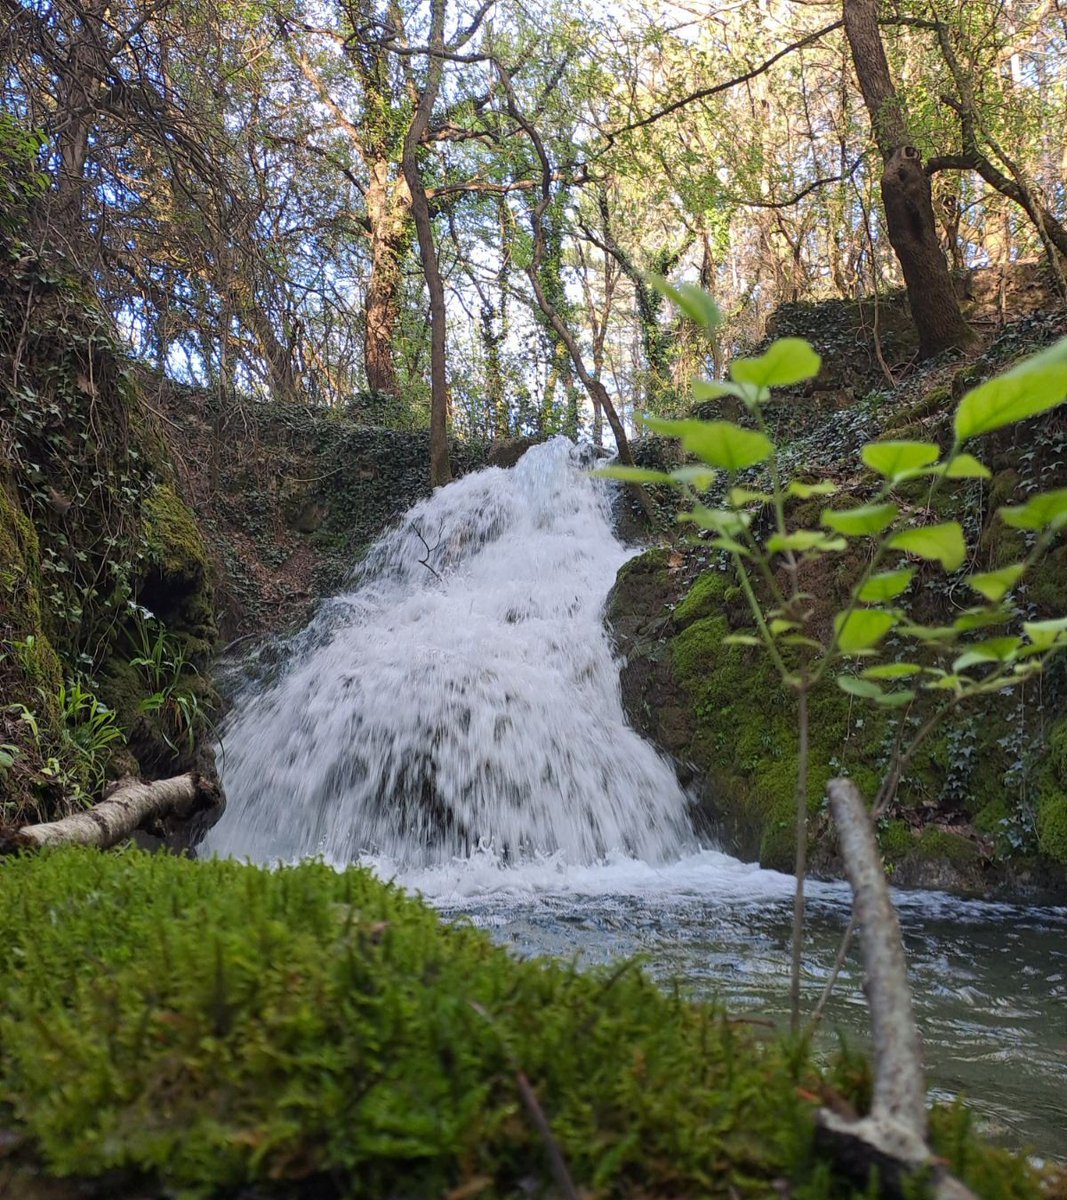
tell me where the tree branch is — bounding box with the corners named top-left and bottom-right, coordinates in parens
top-left (601, 21), bottom-right (843, 144)
top-left (819, 778), bottom-right (977, 1200)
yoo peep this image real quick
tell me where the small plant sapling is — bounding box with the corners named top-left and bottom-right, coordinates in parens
top-left (599, 289), bottom-right (1067, 1033)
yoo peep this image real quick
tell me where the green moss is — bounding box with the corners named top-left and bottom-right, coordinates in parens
top-left (1049, 720), bottom-right (1067, 784)
top-left (877, 819), bottom-right (914, 862)
top-left (674, 569), bottom-right (730, 629)
top-left (141, 482), bottom-right (216, 648)
top-left (974, 798), bottom-right (1011, 836)
top-left (759, 793), bottom-right (801, 872)
top-left (915, 828), bottom-right (980, 864)
top-left (144, 483), bottom-right (207, 579)
top-left (0, 479), bottom-right (63, 735)
top-left (1036, 788), bottom-right (1067, 865)
top-left (669, 613), bottom-right (891, 868)
top-left (0, 847), bottom-right (1042, 1200)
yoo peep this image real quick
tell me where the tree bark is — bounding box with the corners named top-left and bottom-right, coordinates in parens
top-left (819, 778), bottom-right (976, 1200)
top-left (8, 773), bottom-right (221, 851)
top-left (843, 0), bottom-right (972, 357)
top-left (403, 0), bottom-right (452, 488)
top-left (364, 159), bottom-right (411, 398)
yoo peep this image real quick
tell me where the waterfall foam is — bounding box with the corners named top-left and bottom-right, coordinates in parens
top-left (203, 437), bottom-right (694, 867)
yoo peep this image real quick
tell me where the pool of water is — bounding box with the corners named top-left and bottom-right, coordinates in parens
top-left (384, 849), bottom-right (1067, 1160)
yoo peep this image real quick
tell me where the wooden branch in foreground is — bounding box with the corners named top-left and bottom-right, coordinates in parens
top-left (820, 778), bottom-right (976, 1200)
top-left (8, 773), bottom-right (220, 851)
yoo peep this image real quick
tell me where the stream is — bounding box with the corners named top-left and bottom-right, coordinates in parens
top-left (203, 438), bottom-right (1067, 1161)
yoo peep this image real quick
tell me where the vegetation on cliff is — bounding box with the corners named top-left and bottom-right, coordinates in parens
top-left (0, 229), bottom-right (219, 823)
top-left (608, 302), bottom-right (1067, 897)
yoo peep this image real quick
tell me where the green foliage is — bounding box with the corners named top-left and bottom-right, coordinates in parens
top-left (954, 339), bottom-right (1067, 439)
top-left (56, 678), bottom-right (126, 797)
top-left (0, 113), bottom-right (46, 237)
top-left (603, 289), bottom-right (1067, 902)
top-left (5, 846), bottom-right (1037, 1199)
top-left (127, 609), bottom-right (206, 756)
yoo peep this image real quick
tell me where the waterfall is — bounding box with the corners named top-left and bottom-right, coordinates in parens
top-left (203, 438), bottom-right (694, 867)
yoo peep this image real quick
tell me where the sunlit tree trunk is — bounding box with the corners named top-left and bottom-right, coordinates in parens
top-left (364, 159), bottom-right (411, 398)
top-left (843, 0), bottom-right (972, 357)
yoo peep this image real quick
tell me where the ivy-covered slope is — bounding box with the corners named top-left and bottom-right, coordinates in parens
top-left (0, 239), bottom-right (220, 826)
top-left (151, 379), bottom-right (488, 642)
top-left (0, 846), bottom-right (1049, 1200)
top-left (610, 302), bottom-right (1067, 898)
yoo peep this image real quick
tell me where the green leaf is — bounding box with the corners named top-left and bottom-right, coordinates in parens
top-left (1024, 617), bottom-right (1067, 648)
top-left (710, 537), bottom-right (752, 557)
top-left (723, 633), bottom-right (761, 646)
top-left (862, 440), bottom-right (941, 479)
top-left (858, 569), bottom-right (914, 602)
top-left (647, 275), bottom-right (722, 331)
top-left (822, 502), bottom-right (898, 536)
top-left (897, 622), bottom-right (956, 643)
top-left (835, 609), bottom-right (898, 653)
top-left (769, 618), bottom-right (799, 635)
top-left (684, 505), bottom-right (749, 535)
top-left (766, 531), bottom-right (846, 553)
top-left (944, 453), bottom-right (991, 480)
top-left (728, 486), bottom-right (770, 506)
top-left (966, 564), bottom-right (1024, 602)
top-left (669, 465), bottom-right (717, 490)
top-left (692, 379), bottom-right (762, 408)
top-left (643, 416), bottom-right (773, 471)
top-left (999, 488), bottom-right (1067, 532)
top-left (593, 466), bottom-right (672, 484)
top-left (952, 609), bottom-right (1011, 631)
top-left (889, 522), bottom-right (966, 571)
top-left (786, 480), bottom-right (838, 499)
top-left (925, 674), bottom-right (964, 691)
top-left (953, 637), bottom-right (1021, 672)
top-left (731, 338), bottom-right (821, 388)
top-left (861, 662), bottom-right (922, 679)
top-left (836, 675), bottom-right (885, 699)
top-left (873, 689), bottom-right (916, 708)
top-left (954, 336), bottom-right (1067, 439)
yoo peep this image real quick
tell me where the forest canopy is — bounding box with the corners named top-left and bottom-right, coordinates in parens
top-left (2, 0), bottom-right (1065, 472)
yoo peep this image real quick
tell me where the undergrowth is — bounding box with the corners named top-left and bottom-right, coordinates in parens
top-left (0, 849), bottom-right (1046, 1200)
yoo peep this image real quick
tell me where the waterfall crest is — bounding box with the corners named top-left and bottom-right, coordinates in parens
top-left (204, 438), bottom-right (693, 866)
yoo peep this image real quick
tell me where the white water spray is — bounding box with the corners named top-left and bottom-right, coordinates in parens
top-left (204, 438), bottom-right (694, 866)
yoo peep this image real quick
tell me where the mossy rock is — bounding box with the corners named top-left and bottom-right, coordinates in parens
top-left (673, 568), bottom-right (730, 629)
top-left (140, 482), bottom-right (216, 651)
top-left (0, 478), bottom-right (63, 708)
top-left (1036, 787), bottom-right (1067, 865)
top-left (667, 605), bottom-right (889, 869)
top-left (1048, 720), bottom-right (1067, 784)
top-left (0, 478), bottom-right (67, 819)
top-left (0, 847), bottom-right (1045, 1200)
top-left (914, 828), bottom-right (980, 864)
top-left (877, 818), bottom-right (915, 862)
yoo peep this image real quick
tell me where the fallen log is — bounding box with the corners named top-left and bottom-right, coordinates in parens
top-left (5, 773), bottom-right (221, 852)
top-left (819, 778), bottom-right (976, 1200)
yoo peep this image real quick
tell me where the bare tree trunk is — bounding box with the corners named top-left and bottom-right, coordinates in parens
top-left (8, 774), bottom-right (221, 851)
top-left (843, 0), bottom-right (972, 357)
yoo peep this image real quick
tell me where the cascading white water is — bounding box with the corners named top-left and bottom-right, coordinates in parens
top-left (203, 438), bottom-right (694, 866)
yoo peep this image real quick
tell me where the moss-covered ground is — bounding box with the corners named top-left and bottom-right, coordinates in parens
top-left (0, 847), bottom-right (1050, 1200)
